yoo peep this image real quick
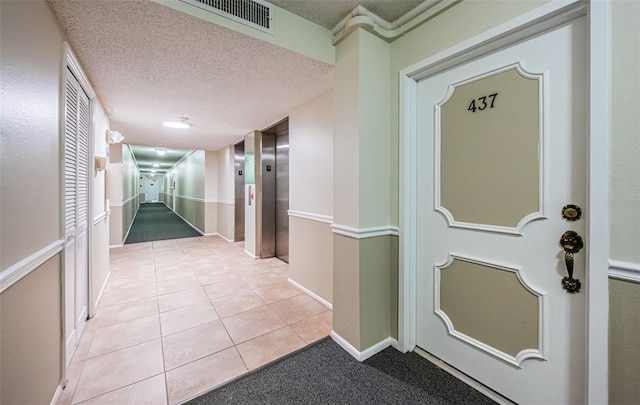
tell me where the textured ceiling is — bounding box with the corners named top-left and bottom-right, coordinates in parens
top-left (47, 0), bottom-right (426, 154)
top-left (47, 0), bottom-right (333, 152)
top-left (268, 0), bottom-right (425, 29)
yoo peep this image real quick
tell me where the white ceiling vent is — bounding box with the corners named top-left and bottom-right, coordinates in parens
top-left (180, 0), bottom-right (273, 33)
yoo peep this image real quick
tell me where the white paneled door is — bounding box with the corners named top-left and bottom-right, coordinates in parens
top-left (64, 68), bottom-right (90, 365)
top-left (416, 16), bottom-right (587, 404)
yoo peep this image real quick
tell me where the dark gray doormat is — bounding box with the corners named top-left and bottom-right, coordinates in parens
top-left (185, 338), bottom-right (496, 405)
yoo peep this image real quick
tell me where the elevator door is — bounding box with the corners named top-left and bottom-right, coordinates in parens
top-left (234, 141), bottom-right (245, 242)
top-left (275, 132), bottom-right (289, 262)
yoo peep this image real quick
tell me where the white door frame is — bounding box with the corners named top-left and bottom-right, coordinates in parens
top-left (60, 42), bottom-right (97, 383)
top-left (398, 1), bottom-right (609, 403)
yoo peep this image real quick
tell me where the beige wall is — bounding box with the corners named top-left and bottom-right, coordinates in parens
top-left (289, 90), bottom-right (334, 303)
top-left (0, 2), bottom-right (67, 402)
top-left (609, 1), bottom-right (640, 403)
top-left (332, 28), bottom-right (394, 350)
top-left (290, 91), bottom-right (333, 216)
top-left (1, 255), bottom-right (62, 405)
top-left (609, 279), bottom-right (640, 404)
top-left (610, 0), bottom-right (640, 264)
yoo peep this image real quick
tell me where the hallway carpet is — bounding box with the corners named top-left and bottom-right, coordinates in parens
top-left (186, 338), bottom-right (496, 405)
top-left (125, 203), bottom-right (201, 244)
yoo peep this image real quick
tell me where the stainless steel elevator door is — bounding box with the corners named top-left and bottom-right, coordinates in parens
top-left (234, 141), bottom-right (245, 242)
top-left (275, 132), bottom-right (289, 262)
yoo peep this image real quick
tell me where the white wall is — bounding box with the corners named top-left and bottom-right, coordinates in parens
top-left (91, 99), bottom-right (110, 313)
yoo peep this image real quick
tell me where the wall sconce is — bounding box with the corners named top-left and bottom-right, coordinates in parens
top-left (106, 129), bottom-right (124, 144)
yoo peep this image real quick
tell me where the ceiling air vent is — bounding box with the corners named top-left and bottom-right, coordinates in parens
top-left (180, 0), bottom-right (273, 33)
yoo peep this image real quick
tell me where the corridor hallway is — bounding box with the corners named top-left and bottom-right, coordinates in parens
top-left (59, 236), bottom-right (332, 405)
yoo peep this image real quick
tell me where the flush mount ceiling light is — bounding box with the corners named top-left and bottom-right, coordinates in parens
top-left (152, 163), bottom-right (160, 167)
top-left (151, 169), bottom-right (156, 173)
top-left (155, 148), bottom-right (167, 156)
top-left (163, 116), bottom-right (191, 129)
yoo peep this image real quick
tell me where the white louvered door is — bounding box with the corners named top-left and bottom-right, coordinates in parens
top-left (64, 68), bottom-right (90, 364)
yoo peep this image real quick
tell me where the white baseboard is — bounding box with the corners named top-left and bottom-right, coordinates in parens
top-left (109, 243), bottom-right (124, 249)
top-left (172, 210), bottom-right (205, 236)
top-left (288, 278), bottom-right (333, 310)
top-left (93, 271), bottom-right (111, 315)
top-left (219, 234), bottom-right (234, 243)
top-left (330, 330), bottom-right (396, 362)
top-left (203, 232), bottom-right (219, 237)
top-left (50, 383), bottom-right (63, 405)
top-left (244, 250), bottom-right (259, 259)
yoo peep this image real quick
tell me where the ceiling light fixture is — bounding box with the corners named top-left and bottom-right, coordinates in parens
top-left (156, 148), bottom-right (167, 156)
top-left (152, 163), bottom-right (159, 167)
top-left (163, 116), bottom-right (191, 129)
top-left (151, 169), bottom-right (156, 173)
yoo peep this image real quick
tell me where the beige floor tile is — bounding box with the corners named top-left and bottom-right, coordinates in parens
top-left (160, 302), bottom-right (219, 336)
top-left (110, 264), bottom-right (155, 276)
top-left (197, 271), bottom-right (238, 286)
top-left (240, 271), bottom-right (287, 289)
top-left (158, 287), bottom-right (208, 313)
top-left (71, 327), bottom-right (95, 364)
top-left (269, 294), bottom-right (327, 325)
top-left (165, 348), bottom-right (247, 405)
top-left (72, 340), bottom-right (164, 403)
top-left (156, 276), bottom-right (201, 295)
top-left (211, 290), bottom-right (266, 318)
top-left (107, 272), bottom-right (156, 292)
top-left (155, 269), bottom-right (196, 282)
top-left (96, 297), bottom-right (159, 328)
top-left (221, 306), bottom-right (286, 344)
top-left (202, 278), bottom-right (251, 300)
top-left (89, 315), bottom-right (161, 358)
top-left (99, 283), bottom-right (157, 308)
top-left (75, 375), bottom-right (166, 405)
top-left (289, 310), bottom-right (332, 344)
top-left (162, 320), bottom-right (234, 370)
top-left (253, 281), bottom-right (303, 304)
top-left (236, 327), bottom-right (306, 370)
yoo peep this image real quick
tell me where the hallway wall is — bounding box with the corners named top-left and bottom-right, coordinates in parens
top-left (166, 150), bottom-right (205, 233)
top-left (289, 90), bottom-right (334, 305)
top-left (0, 1), bottom-right (66, 403)
top-left (90, 93), bottom-right (111, 314)
top-left (216, 146), bottom-right (236, 241)
top-left (608, 1), bottom-right (640, 402)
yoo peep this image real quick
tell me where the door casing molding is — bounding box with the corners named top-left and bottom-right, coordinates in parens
top-left (398, 1), bottom-right (609, 403)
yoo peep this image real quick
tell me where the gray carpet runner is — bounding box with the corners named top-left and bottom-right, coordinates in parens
top-left (186, 338), bottom-right (496, 404)
top-left (125, 203), bottom-right (201, 244)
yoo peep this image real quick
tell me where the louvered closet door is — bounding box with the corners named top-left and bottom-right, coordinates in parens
top-left (64, 69), bottom-right (89, 364)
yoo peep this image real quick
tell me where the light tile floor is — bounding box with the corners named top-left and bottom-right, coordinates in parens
top-left (58, 236), bottom-right (332, 405)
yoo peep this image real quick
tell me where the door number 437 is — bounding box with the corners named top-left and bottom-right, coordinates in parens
top-left (468, 93), bottom-right (498, 112)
